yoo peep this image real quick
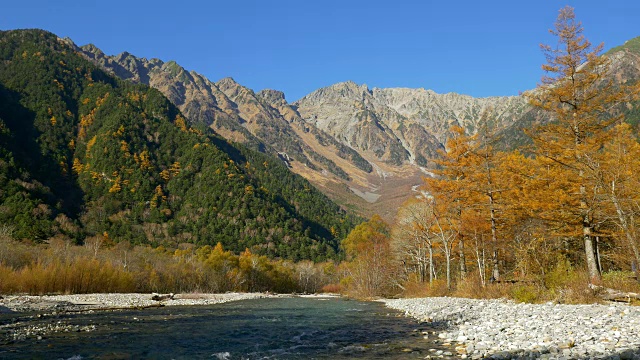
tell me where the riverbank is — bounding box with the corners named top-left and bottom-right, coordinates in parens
top-left (0, 292), bottom-right (276, 313)
top-left (0, 292), bottom-right (280, 343)
top-left (383, 297), bottom-right (640, 359)
top-left (0, 296), bottom-right (459, 359)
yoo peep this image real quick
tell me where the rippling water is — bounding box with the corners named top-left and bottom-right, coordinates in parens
top-left (1, 297), bottom-right (453, 359)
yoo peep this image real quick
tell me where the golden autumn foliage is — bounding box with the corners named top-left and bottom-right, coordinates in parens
top-left (169, 162), bottom-right (181, 176)
top-left (138, 150), bottom-right (152, 171)
top-left (120, 140), bottom-right (129, 153)
top-left (86, 135), bottom-right (97, 154)
top-left (108, 177), bottom-right (122, 193)
top-left (90, 171), bottom-right (101, 182)
top-left (340, 215), bottom-right (398, 298)
top-left (175, 114), bottom-right (188, 132)
top-left (72, 158), bottom-right (84, 174)
top-left (0, 238), bottom-right (335, 295)
top-left (78, 93), bottom-right (110, 138)
top-left (159, 169), bottom-right (171, 181)
top-left (525, 6), bottom-right (640, 283)
top-left (375, 8), bottom-right (640, 302)
top-left (113, 125), bottom-right (125, 137)
top-left (127, 91), bottom-right (141, 102)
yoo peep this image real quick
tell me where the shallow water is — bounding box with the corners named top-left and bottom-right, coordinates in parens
top-left (1, 297), bottom-right (453, 359)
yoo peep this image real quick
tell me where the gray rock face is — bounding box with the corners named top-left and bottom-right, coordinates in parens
top-left (294, 81), bottom-right (532, 166)
top-left (257, 89), bottom-right (287, 107)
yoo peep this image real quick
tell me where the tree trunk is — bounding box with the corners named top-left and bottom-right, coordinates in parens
top-left (584, 226), bottom-right (601, 283)
top-left (477, 249), bottom-right (486, 287)
top-left (489, 191), bottom-right (500, 281)
top-left (492, 250), bottom-right (500, 282)
top-left (459, 235), bottom-right (467, 279)
top-left (581, 171), bottom-right (601, 283)
top-left (445, 246), bottom-right (451, 290)
top-left (484, 137), bottom-right (500, 282)
top-left (428, 243), bottom-right (434, 285)
top-left (595, 236), bottom-right (602, 274)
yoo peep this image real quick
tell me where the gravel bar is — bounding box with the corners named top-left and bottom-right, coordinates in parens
top-left (0, 292), bottom-right (274, 313)
top-left (383, 297), bottom-right (640, 359)
top-left (0, 293), bottom-right (279, 343)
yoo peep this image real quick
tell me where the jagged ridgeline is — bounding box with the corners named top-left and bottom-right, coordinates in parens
top-left (0, 30), bottom-right (361, 261)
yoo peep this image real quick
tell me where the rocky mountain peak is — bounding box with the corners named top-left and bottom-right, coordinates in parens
top-left (79, 43), bottom-right (104, 58)
top-left (330, 81), bottom-right (371, 97)
top-left (257, 89), bottom-right (287, 106)
top-left (159, 60), bottom-right (194, 84)
top-left (115, 51), bottom-right (132, 61)
top-left (335, 80), bottom-right (366, 89)
top-left (297, 81), bottom-right (372, 105)
top-left (216, 77), bottom-right (240, 89)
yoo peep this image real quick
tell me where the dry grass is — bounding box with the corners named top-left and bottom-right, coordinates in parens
top-left (401, 278), bottom-right (450, 298)
top-left (398, 266), bottom-right (609, 304)
top-left (452, 275), bottom-right (512, 300)
top-left (0, 258), bottom-right (136, 295)
top-left (0, 238), bottom-right (330, 296)
top-left (320, 283), bottom-right (342, 294)
top-left (602, 271), bottom-right (640, 293)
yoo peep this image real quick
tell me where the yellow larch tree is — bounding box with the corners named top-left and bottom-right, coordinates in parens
top-left (525, 6), bottom-right (639, 283)
top-left (425, 119), bottom-right (513, 286)
top-left (596, 124), bottom-right (640, 278)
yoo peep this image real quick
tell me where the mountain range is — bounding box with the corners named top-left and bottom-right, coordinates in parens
top-left (69, 35), bottom-right (640, 220)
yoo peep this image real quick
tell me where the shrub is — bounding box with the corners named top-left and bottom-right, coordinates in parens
top-left (510, 284), bottom-right (540, 303)
top-left (401, 274), bottom-right (434, 298)
top-left (452, 272), bottom-right (511, 299)
top-left (543, 256), bottom-right (575, 290)
top-left (320, 283), bottom-right (342, 293)
top-left (602, 271), bottom-right (640, 294)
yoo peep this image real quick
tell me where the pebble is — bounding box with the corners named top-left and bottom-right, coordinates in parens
top-left (383, 297), bottom-right (640, 359)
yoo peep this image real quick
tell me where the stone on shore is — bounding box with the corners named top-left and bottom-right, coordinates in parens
top-left (383, 297), bottom-right (640, 359)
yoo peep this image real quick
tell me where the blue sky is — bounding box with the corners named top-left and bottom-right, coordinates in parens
top-left (2, 1), bottom-right (639, 101)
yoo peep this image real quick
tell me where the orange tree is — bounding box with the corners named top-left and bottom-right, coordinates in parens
top-left (595, 124), bottom-right (640, 276)
top-left (340, 215), bottom-right (396, 298)
top-left (526, 6), bottom-right (639, 283)
top-left (425, 121), bottom-right (514, 286)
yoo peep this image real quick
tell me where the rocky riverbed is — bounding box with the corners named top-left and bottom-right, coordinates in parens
top-left (0, 292), bottom-right (272, 313)
top-left (0, 292), bottom-right (274, 343)
top-left (383, 297), bottom-right (640, 359)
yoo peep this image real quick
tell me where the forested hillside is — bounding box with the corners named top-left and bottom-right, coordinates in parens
top-left (0, 29), bottom-right (360, 261)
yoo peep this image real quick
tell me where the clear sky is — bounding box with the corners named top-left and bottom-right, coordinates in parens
top-left (2, 1), bottom-right (639, 101)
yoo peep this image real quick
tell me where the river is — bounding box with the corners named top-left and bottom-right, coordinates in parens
top-left (1, 297), bottom-right (455, 359)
